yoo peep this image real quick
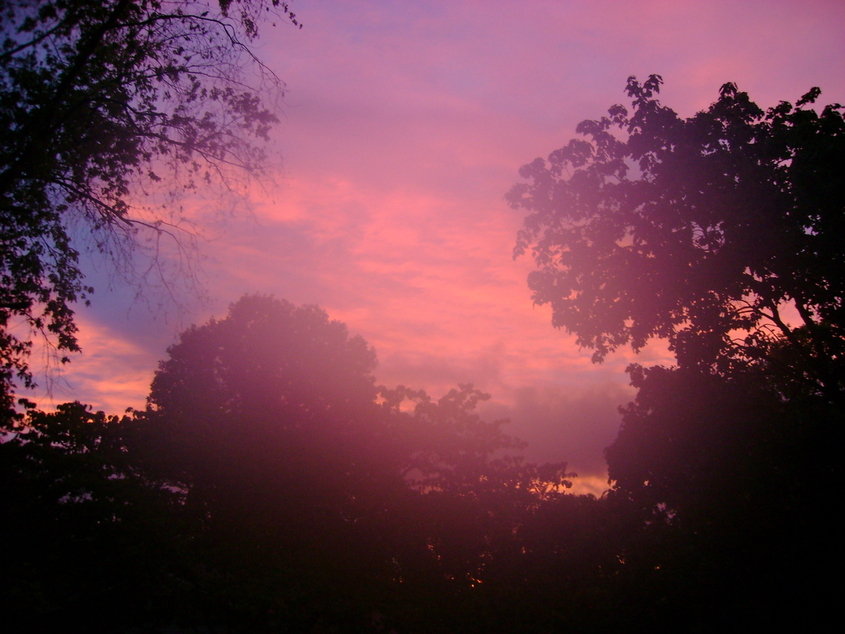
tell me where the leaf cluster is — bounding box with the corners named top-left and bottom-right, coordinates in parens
top-left (510, 75), bottom-right (845, 397)
top-left (509, 77), bottom-right (844, 628)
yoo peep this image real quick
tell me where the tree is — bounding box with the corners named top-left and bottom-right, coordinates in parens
top-left (603, 363), bottom-right (840, 629)
top-left (0, 402), bottom-right (189, 631)
top-left (509, 75), bottom-right (845, 628)
top-left (141, 295), bottom-right (389, 519)
top-left (133, 295), bottom-right (411, 628)
top-left (376, 383), bottom-right (575, 612)
top-left (509, 75), bottom-right (845, 399)
top-left (0, 0), bottom-right (300, 400)
top-left (137, 295), bottom-right (588, 630)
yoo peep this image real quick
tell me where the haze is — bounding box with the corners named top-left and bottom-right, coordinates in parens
top-left (40, 0), bottom-right (845, 491)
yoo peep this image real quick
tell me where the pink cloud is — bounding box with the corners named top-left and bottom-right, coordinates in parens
top-left (28, 312), bottom-right (158, 414)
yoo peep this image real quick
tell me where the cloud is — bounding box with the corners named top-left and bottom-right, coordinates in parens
top-left (504, 381), bottom-right (634, 473)
top-left (28, 311), bottom-right (158, 414)
top-left (47, 0), bottom-right (845, 486)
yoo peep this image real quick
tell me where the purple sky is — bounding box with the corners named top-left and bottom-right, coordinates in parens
top-left (37, 0), bottom-right (845, 493)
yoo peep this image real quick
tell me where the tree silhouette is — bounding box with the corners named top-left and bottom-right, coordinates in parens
top-left (510, 76), bottom-right (844, 628)
top-left (0, 0), bottom-right (299, 399)
top-left (509, 75), bottom-right (845, 399)
top-left (132, 294), bottom-right (588, 630)
top-left (376, 383), bottom-right (575, 620)
top-left (604, 364), bottom-right (839, 629)
top-left (5, 293), bottom-right (704, 630)
top-left (141, 295), bottom-right (393, 532)
top-left (0, 402), bottom-right (189, 631)
top-left (135, 296), bottom-right (474, 628)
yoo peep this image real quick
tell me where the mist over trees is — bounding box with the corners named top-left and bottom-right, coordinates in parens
top-left (2, 296), bottom-right (582, 631)
top-left (1, 6), bottom-right (841, 627)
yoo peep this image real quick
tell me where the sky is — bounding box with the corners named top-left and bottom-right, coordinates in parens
top-left (35, 0), bottom-right (845, 494)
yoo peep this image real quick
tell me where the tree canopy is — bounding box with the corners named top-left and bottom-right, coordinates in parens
top-left (0, 0), bottom-right (298, 401)
top-left (509, 75), bottom-right (845, 398)
top-left (142, 295), bottom-right (387, 509)
top-left (4, 66), bottom-right (843, 630)
top-left (509, 77), bottom-right (844, 628)
top-left (132, 295), bottom-right (574, 630)
top-left (140, 295), bottom-right (549, 528)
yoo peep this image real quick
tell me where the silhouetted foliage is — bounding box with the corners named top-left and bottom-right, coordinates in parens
top-left (511, 76), bottom-right (844, 629)
top-left (0, 402), bottom-right (189, 631)
top-left (140, 295), bottom-right (404, 570)
top-left (131, 295), bottom-right (577, 630)
top-left (7, 293), bottom-right (726, 631)
top-left (510, 75), bottom-right (845, 398)
top-left (376, 383), bottom-right (576, 625)
top-left (8, 73), bottom-right (845, 631)
top-left (0, 0), bottom-right (299, 398)
top-left (137, 296), bottom-right (399, 626)
top-left (604, 364), bottom-right (840, 629)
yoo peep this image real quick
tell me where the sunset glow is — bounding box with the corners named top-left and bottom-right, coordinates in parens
top-left (35, 0), bottom-right (845, 485)
top-left (5, 1), bottom-right (843, 629)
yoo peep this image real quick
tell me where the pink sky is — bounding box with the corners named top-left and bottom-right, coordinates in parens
top-left (36, 0), bottom-right (845, 493)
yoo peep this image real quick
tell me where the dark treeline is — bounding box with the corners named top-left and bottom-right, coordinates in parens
top-left (0, 296), bottom-right (572, 632)
top-left (1, 293), bottom-right (838, 632)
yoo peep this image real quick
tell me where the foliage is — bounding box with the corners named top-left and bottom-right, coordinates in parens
top-left (377, 382), bottom-right (575, 606)
top-left (0, 0), bottom-right (298, 398)
top-left (603, 363), bottom-right (841, 629)
top-left (9, 293), bottom-right (744, 630)
top-left (608, 365), bottom-right (786, 520)
top-left (132, 294), bottom-right (592, 629)
top-left (510, 76), bottom-right (844, 627)
top-left (0, 402), bottom-right (187, 630)
top-left (141, 295), bottom-right (389, 526)
top-left (509, 75), bottom-right (845, 398)
top-left (382, 383), bottom-right (533, 492)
